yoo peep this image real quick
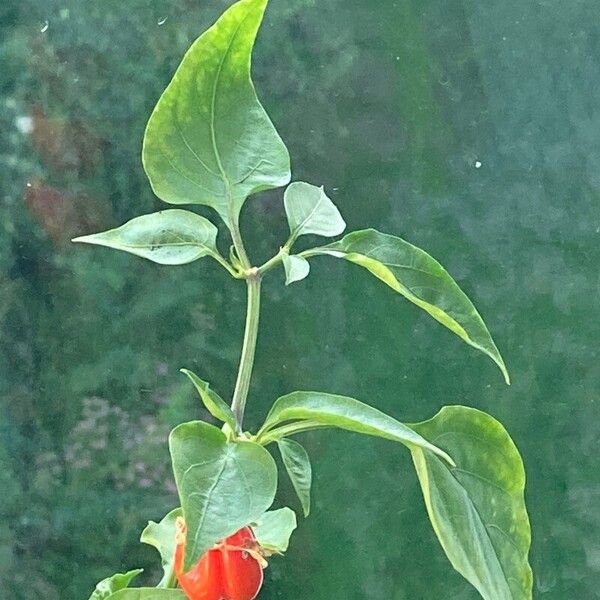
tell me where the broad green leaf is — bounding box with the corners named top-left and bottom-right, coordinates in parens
top-left (140, 508), bottom-right (182, 588)
top-left (278, 438), bottom-right (312, 516)
top-left (282, 254), bottom-right (310, 285)
top-left (142, 0), bottom-right (290, 227)
top-left (309, 229), bottom-right (509, 383)
top-left (180, 369), bottom-right (236, 431)
top-left (72, 210), bottom-right (218, 266)
top-left (259, 391), bottom-right (454, 465)
top-left (283, 182), bottom-right (346, 240)
top-left (169, 420), bottom-right (277, 570)
top-left (252, 508), bottom-right (297, 553)
top-left (410, 406), bottom-right (532, 600)
top-left (88, 569), bottom-right (143, 600)
top-left (106, 591), bottom-right (186, 600)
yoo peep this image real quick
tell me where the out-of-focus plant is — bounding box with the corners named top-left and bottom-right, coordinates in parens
top-left (74, 1), bottom-right (532, 599)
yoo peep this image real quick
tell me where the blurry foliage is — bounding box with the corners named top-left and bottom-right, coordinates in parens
top-left (2, 0), bottom-right (600, 598)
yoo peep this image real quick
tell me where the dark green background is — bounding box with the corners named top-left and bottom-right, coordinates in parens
top-left (1, 0), bottom-right (599, 597)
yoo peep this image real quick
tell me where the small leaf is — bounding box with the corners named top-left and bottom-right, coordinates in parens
top-left (73, 210), bottom-right (218, 265)
top-left (277, 438), bottom-right (312, 516)
top-left (282, 254), bottom-right (310, 285)
top-left (259, 391), bottom-right (453, 465)
top-left (410, 406), bottom-right (532, 600)
top-left (311, 229), bottom-right (509, 383)
top-left (106, 591), bottom-right (186, 600)
top-left (140, 508), bottom-right (182, 588)
top-left (180, 369), bottom-right (236, 431)
top-left (88, 569), bottom-right (143, 600)
top-left (169, 420), bottom-right (277, 570)
top-left (252, 508), bottom-right (297, 553)
top-left (142, 0), bottom-right (290, 227)
top-left (283, 182), bottom-right (346, 240)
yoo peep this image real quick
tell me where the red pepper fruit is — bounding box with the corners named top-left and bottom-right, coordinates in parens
top-left (174, 517), bottom-right (265, 600)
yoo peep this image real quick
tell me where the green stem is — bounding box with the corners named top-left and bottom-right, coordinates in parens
top-left (230, 272), bottom-right (262, 433)
top-left (256, 420), bottom-right (330, 445)
top-left (230, 217), bottom-right (251, 269)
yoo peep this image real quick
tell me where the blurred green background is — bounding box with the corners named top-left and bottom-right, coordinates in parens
top-left (1, 0), bottom-right (599, 597)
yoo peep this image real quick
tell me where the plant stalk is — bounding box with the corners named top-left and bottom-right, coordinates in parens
top-left (231, 271), bottom-right (262, 433)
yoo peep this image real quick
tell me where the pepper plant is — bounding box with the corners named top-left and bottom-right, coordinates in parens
top-left (75, 0), bottom-right (532, 598)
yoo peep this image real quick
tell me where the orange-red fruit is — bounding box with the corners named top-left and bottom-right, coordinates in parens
top-left (175, 520), bottom-right (264, 600)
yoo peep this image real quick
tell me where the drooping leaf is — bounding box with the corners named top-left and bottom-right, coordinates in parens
top-left (169, 420), bottom-right (277, 570)
top-left (282, 254), bottom-right (310, 285)
top-left (308, 229), bottom-right (509, 383)
top-left (258, 391), bottom-right (454, 465)
top-left (410, 406), bottom-right (532, 600)
top-left (72, 210), bottom-right (218, 265)
top-left (88, 569), bottom-right (143, 600)
top-left (252, 508), bottom-right (297, 553)
top-left (140, 508), bottom-right (182, 588)
top-left (277, 438), bottom-right (312, 516)
top-left (142, 0), bottom-right (290, 227)
top-left (283, 182), bottom-right (346, 241)
top-left (180, 369), bottom-right (236, 431)
top-left (106, 591), bottom-right (186, 600)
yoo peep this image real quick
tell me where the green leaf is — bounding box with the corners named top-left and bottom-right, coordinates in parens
top-left (88, 569), bottom-right (143, 600)
top-left (180, 369), bottom-right (236, 431)
top-left (259, 391), bottom-right (454, 465)
top-left (169, 420), bottom-right (277, 570)
top-left (142, 0), bottom-right (290, 227)
top-left (277, 438), bottom-right (312, 517)
top-left (252, 508), bottom-right (297, 553)
top-left (283, 182), bottom-right (346, 240)
top-left (140, 508), bottom-right (182, 588)
top-left (410, 406), bottom-right (532, 600)
top-left (72, 210), bottom-right (218, 266)
top-left (106, 591), bottom-right (186, 600)
top-left (282, 254), bottom-right (310, 285)
top-left (310, 229), bottom-right (509, 383)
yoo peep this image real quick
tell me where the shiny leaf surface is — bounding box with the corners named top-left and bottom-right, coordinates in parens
top-left (259, 391), bottom-right (454, 464)
top-left (140, 508), bottom-right (182, 588)
top-left (277, 438), bottom-right (312, 516)
top-left (73, 210), bottom-right (218, 265)
top-left (253, 508), bottom-right (297, 553)
top-left (411, 406), bottom-right (532, 600)
top-left (311, 229), bottom-right (509, 383)
top-left (169, 420), bottom-right (277, 570)
top-left (283, 182), bottom-right (345, 240)
top-left (142, 0), bottom-right (290, 226)
top-left (180, 369), bottom-right (236, 431)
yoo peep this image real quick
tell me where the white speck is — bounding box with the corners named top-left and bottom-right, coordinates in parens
top-left (475, 160), bottom-right (482, 169)
top-left (59, 8), bottom-right (70, 20)
top-left (333, 187), bottom-right (339, 191)
top-left (595, 226), bottom-right (600, 233)
top-left (395, 56), bottom-right (400, 61)
top-left (502, 36), bottom-right (507, 41)
top-left (157, 16), bottom-right (168, 25)
top-left (26, 182), bottom-right (32, 188)
top-left (16, 116), bottom-right (33, 134)
top-left (40, 20), bottom-right (49, 33)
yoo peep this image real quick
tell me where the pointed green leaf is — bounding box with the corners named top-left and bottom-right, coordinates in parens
top-left (259, 391), bottom-right (454, 465)
top-left (140, 508), bottom-right (182, 588)
top-left (72, 210), bottom-right (218, 265)
top-left (277, 438), bottom-right (312, 517)
top-left (284, 182), bottom-right (346, 240)
top-left (310, 229), bottom-right (509, 383)
top-left (88, 569), bottom-right (143, 600)
top-left (106, 591), bottom-right (186, 600)
top-left (282, 254), bottom-right (310, 285)
top-left (180, 369), bottom-right (236, 431)
top-left (142, 0), bottom-right (290, 227)
top-left (410, 406), bottom-right (532, 600)
top-left (252, 508), bottom-right (297, 553)
top-left (169, 420), bottom-right (277, 570)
